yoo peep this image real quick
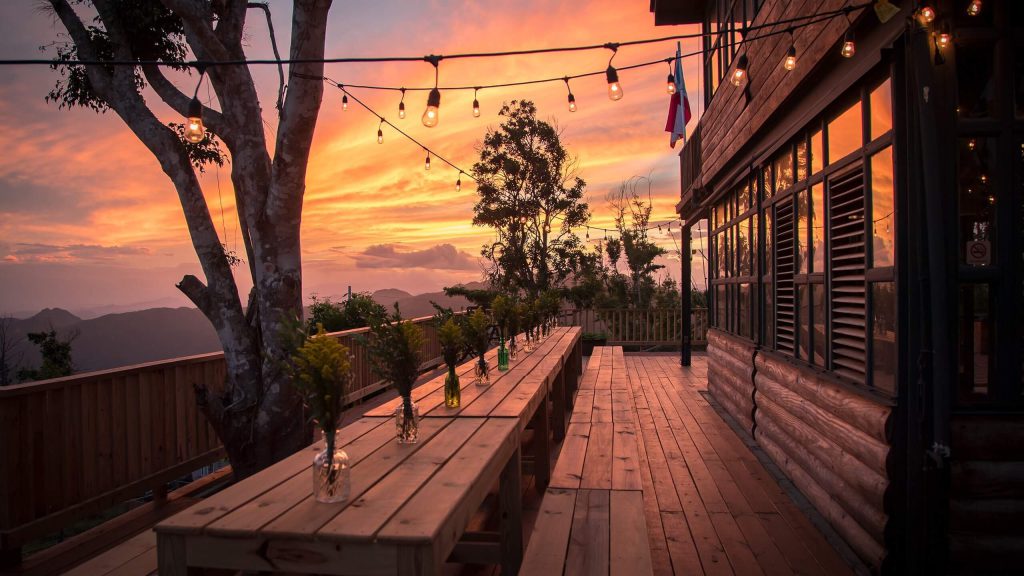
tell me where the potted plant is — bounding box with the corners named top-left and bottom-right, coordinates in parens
top-left (437, 317), bottom-right (465, 408)
top-left (291, 325), bottom-right (353, 503)
top-left (540, 290), bottom-right (560, 338)
top-left (582, 331), bottom-right (608, 356)
top-left (507, 297), bottom-right (522, 362)
top-left (491, 295), bottom-right (513, 371)
top-left (362, 306), bottom-right (425, 443)
top-left (465, 307), bottom-right (492, 385)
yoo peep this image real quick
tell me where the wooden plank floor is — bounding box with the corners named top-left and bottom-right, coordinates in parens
top-left (623, 354), bottom-right (853, 576)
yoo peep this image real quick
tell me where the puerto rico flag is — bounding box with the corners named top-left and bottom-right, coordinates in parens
top-left (665, 42), bottom-right (691, 148)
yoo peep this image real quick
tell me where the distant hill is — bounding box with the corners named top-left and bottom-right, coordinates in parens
top-left (371, 282), bottom-right (487, 318)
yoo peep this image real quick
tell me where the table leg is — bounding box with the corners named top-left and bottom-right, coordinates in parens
top-left (157, 532), bottom-right (195, 576)
top-left (499, 447), bottom-right (523, 576)
top-left (552, 371), bottom-right (566, 442)
top-left (532, 394), bottom-right (551, 493)
top-left (398, 545), bottom-right (441, 576)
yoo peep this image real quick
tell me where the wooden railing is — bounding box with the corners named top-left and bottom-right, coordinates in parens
top-left (558, 308), bottom-right (709, 347)
top-left (0, 314), bottom-right (447, 561)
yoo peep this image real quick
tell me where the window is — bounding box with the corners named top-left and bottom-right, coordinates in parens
top-left (871, 147), bottom-right (896, 268)
top-left (872, 283), bottom-right (897, 395)
top-left (709, 177), bottom-right (759, 341)
top-left (869, 78), bottom-right (893, 140)
top-left (958, 137), bottom-right (996, 266)
top-left (828, 100), bottom-right (863, 164)
top-left (958, 284), bottom-right (992, 397)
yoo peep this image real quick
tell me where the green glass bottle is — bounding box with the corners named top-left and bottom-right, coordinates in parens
top-left (444, 365), bottom-right (460, 408)
top-left (498, 338), bottom-right (509, 371)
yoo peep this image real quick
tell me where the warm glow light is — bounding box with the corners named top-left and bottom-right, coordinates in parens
top-left (967, 0), bottom-right (981, 16)
top-left (424, 153), bottom-right (431, 170)
top-left (666, 73), bottom-right (676, 95)
top-left (784, 46), bottom-right (797, 71)
top-left (917, 5), bottom-right (936, 24)
top-left (936, 31), bottom-right (952, 49)
top-left (568, 93), bottom-right (577, 112)
top-left (398, 102), bottom-right (406, 119)
top-left (606, 66), bottom-right (623, 101)
top-left (456, 176), bottom-right (462, 192)
top-left (730, 55), bottom-right (747, 87)
top-left (342, 94), bottom-right (348, 111)
top-left (968, 138), bottom-right (976, 150)
top-left (842, 32), bottom-right (856, 58)
top-left (472, 99), bottom-right (480, 118)
top-left (184, 97), bottom-right (205, 143)
top-left (377, 128), bottom-right (383, 144)
top-left (422, 88), bottom-right (441, 127)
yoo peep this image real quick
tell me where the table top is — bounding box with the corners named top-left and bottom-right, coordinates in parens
top-left (155, 415), bottom-right (519, 546)
top-left (365, 327), bottom-right (581, 423)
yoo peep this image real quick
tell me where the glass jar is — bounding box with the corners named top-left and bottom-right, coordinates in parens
top-left (444, 366), bottom-right (461, 408)
top-left (313, 444), bottom-right (350, 503)
top-left (474, 357), bottom-right (491, 386)
top-left (395, 398), bottom-right (420, 443)
top-left (498, 338), bottom-right (509, 371)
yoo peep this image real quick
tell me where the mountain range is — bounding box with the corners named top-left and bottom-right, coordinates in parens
top-left (2, 284), bottom-right (480, 377)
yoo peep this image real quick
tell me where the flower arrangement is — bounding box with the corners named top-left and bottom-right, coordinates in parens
top-left (464, 307), bottom-right (493, 385)
top-left (490, 295), bottom-right (513, 370)
top-left (291, 324), bottom-right (353, 503)
top-left (437, 317), bottom-right (465, 408)
top-left (361, 306), bottom-right (425, 443)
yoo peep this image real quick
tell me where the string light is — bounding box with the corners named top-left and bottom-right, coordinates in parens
top-left (184, 68), bottom-right (207, 143)
top-left (967, 0), bottom-right (981, 17)
top-left (377, 119), bottom-right (384, 144)
top-left (665, 60), bottom-right (676, 95)
top-left (606, 45), bottom-right (623, 101)
top-left (784, 45), bottom-right (797, 71)
top-left (422, 59), bottom-right (441, 127)
top-left (841, 31), bottom-right (856, 58)
top-left (917, 4), bottom-right (936, 24)
top-left (564, 77), bottom-right (577, 112)
top-left (342, 92), bottom-right (348, 111)
top-left (936, 23), bottom-right (952, 49)
top-left (472, 87), bottom-right (481, 118)
top-left (731, 54), bottom-right (748, 86)
top-left (398, 88), bottom-right (406, 119)
top-left (456, 172), bottom-right (462, 192)
top-left (968, 138), bottom-right (976, 151)
top-left (425, 151), bottom-right (431, 170)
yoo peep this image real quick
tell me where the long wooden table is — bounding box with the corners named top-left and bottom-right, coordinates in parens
top-left (154, 417), bottom-right (521, 575)
top-left (366, 327), bottom-right (582, 491)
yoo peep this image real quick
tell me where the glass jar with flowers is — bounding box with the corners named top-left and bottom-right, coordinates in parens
top-left (362, 306), bottom-right (424, 443)
top-left (437, 317), bottom-right (465, 408)
top-left (465, 308), bottom-right (492, 386)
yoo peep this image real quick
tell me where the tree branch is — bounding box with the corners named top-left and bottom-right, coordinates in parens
top-left (177, 274), bottom-right (216, 316)
top-left (48, 0), bottom-right (114, 98)
top-left (142, 64), bottom-right (227, 136)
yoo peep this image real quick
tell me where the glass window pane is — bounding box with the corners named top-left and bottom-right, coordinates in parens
top-left (828, 100), bottom-right (863, 164)
top-left (957, 42), bottom-right (996, 119)
top-left (739, 218), bottom-right (750, 276)
top-left (872, 282), bottom-right (897, 395)
top-left (869, 78), bottom-right (893, 140)
top-left (775, 147), bottom-right (794, 192)
top-left (958, 284), bottom-right (992, 398)
top-left (718, 230), bottom-right (727, 278)
top-left (740, 283), bottom-right (750, 338)
top-left (739, 182), bottom-right (750, 212)
top-left (958, 137), bottom-right (996, 266)
top-left (752, 213), bottom-right (759, 278)
top-left (764, 281), bottom-right (775, 349)
top-left (798, 284), bottom-right (810, 362)
top-left (871, 146), bottom-right (896, 268)
top-left (716, 284), bottom-right (726, 327)
top-left (811, 129), bottom-right (824, 174)
top-left (812, 184), bottom-right (825, 274)
top-left (764, 209), bottom-right (773, 278)
top-left (813, 284), bottom-right (827, 367)
top-left (796, 138), bottom-right (809, 182)
top-left (797, 189), bottom-right (809, 275)
top-left (763, 164), bottom-right (774, 199)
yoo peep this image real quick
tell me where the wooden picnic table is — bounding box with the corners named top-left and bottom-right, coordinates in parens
top-left (154, 416), bottom-right (522, 575)
top-left (365, 326), bottom-right (582, 491)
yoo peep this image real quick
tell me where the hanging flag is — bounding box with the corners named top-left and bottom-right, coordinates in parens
top-left (665, 42), bottom-right (691, 148)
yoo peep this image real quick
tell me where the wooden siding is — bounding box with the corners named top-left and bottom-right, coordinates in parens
top-left (706, 329), bottom-right (755, 435)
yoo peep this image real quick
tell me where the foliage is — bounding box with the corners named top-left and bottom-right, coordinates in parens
top-left (167, 123), bottom-right (228, 173)
top-left (17, 329), bottom-right (75, 382)
top-left (490, 295), bottom-right (514, 338)
top-left (437, 318), bottom-right (465, 369)
top-left (360, 306), bottom-right (424, 399)
top-left (290, 325), bottom-right (352, 456)
top-left (471, 100), bottom-right (590, 296)
top-left (443, 285), bottom-right (497, 309)
top-left (0, 316), bottom-right (22, 387)
top-left (606, 177), bottom-right (668, 309)
top-left (539, 290), bottom-right (561, 320)
top-left (464, 308), bottom-right (492, 360)
top-left (307, 293), bottom-right (386, 334)
top-left (582, 332), bottom-right (608, 341)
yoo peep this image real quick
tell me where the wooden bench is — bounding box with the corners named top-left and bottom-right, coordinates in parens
top-left (522, 346), bottom-right (653, 575)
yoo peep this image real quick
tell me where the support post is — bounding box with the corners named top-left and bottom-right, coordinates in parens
top-left (681, 223), bottom-right (692, 366)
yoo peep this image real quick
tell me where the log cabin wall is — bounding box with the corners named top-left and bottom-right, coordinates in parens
top-left (706, 328), bottom-right (755, 434)
top-left (753, 351), bottom-right (893, 570)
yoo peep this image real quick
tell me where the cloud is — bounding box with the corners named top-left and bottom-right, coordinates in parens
top-left (2, 243), bottom-right (150, 262)
top-left (353, 243), bottom-right (480, 271)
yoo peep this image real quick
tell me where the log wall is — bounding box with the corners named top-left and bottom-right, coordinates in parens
top-left (706, 329), bottom-right (756, 435)
top-left (948, 414), bottom-right (1024, 574)
top-left (753, 352), bottom-right (893, 570)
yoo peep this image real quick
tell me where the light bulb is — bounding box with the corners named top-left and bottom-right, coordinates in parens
top-left (968, 138), bottom-right (976, 150)
top-left (425, 153), bottom-right (431, 170)
top-left (731, 55), bottom-right (748, 87)
top-left (918, 5), bottom-right (936, 24)
top-left (666, 73), bottom-right (676, 95)
top-left (472, 99), bottom-right (480, 118)
top-left (399, 101), bottom-right (406, 119)
top-left (422, 88), bottom-right (440, 127)
top-left (342, 94), bottom-right (348, 111)
top-left (606, 66), bottom-right (623, 101)
top-left (184, 97), bottom-right (205, 143)
top-left (936, 31), bottom-right (952, 49)
top-left (784, 46), bottom-right (797, 71)
top-left (842, 32), bottom-right (856, 58)
top-left (967, 0), bottom-right (981, 16)
top-left (456, 176), bottom-right (462, 192)
top-left (377, 128), bottom-right (383, 144)
top-left (568, 92), bottom-right (577, 112)
top-left (544, 223), bottom-right (551, 234)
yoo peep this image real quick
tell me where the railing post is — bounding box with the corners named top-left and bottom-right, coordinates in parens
top-left (681, 223), bottom-right (692, 366)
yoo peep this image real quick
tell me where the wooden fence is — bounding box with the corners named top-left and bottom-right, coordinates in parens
top-left (0, 314), bottom-right (447, 561)
top-left (558, 308), bottom-right (709, 347)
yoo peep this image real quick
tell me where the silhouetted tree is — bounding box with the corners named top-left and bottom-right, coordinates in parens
top-left (606, 176), bottom-right (668, 308)
top-left (44, 0), bottom-right (333, 477)
top-left (17, 329), bottom-right (75, 382)
top-left (472, 100), bottom-right (590, 297)
top-left (0, 316), bottom-right (23, 386)
top-left (307, 293), bottom-right (386, 334)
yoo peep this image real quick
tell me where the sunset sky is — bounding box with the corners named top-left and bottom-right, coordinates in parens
top-left (0, 1), bottom-right (708, 316)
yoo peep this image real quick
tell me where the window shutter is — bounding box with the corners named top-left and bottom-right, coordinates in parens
top-left (775, 200), bottom-right (796, 354)
top-left (828, 164), bottom-right (868, 383)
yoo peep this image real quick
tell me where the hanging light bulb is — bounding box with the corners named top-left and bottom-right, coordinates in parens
top-left (784, 45), bottom-right (797, 71)
top-left (967, 0), bottom-right (981, 16)
top-left (519, 215), bottom-right (528, 225)
top-left (936, 24), bottom-right (952, 49)
top-left (456, 173), bottom-right (462, 192)
top-left (564, 77), bottom-right (578, 112)
top-left (606, 66), bottom-right (623, 101)
top-left (917, 4), bottom-right (936, 24)
top-left (422, 88), bottom-right (441, 127)
top-left (377, 128), bottom-right (383, 144)
top-left (665, 60), bottom-right (676, 95)
top-left (342, 93), bottom-right (348, 111)
top-left (841, 31), bottom-right (856, 58)
top-left (398, 88), bottom-right (406, 119)
top-left (731, 54), bottom-right (748, 86)
top-left (472, 88), bottom-right (481, 118)
top-left (185, 96), bottom-right (205, 143)
top-left (585, 227), bottom-right (590, 240)
top-left (424, 152), bottom-right (431, 170)
top-left (968, 138), bottom-right (976, 151)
